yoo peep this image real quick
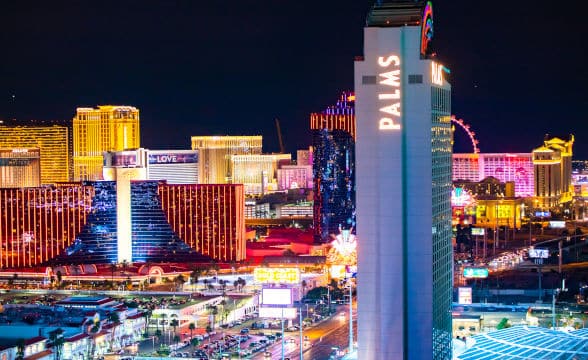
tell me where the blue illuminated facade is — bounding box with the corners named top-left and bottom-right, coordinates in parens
top-left (58, 181), bottom-right (207, 264)
top-left (311, 92), bottom-right (356, 242)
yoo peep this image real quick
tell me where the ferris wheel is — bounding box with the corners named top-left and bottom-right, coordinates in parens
top-left (451, 115), bottom-right (480, 153)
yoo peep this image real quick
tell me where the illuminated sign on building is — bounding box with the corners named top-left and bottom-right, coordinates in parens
top-left (420, 1), bottom-right (434, 57)
top-left (378, 55), bottom-right (401, 130)
top-left (148, 152), bottom-right (198, 164)
top-left (431, 61), bottom-right (444, 86)
top-left (528, 248), bottom-right (549, 259)
top-left (253, 268), bottom-right (300, 284)
top-left (458, 287), bottom-right (472, 305)
top-left (471, 228), bottom-right (485, 236)
top-left (463, 267), bottom-right (489, 279)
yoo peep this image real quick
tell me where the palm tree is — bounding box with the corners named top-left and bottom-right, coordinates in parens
top-left (142, 309), bottom-right (152, 336)
top-left (16, 339), bottom-right (25, 360)
top-left (109, 262), bottom-right (117, 283)
top-left (188, 322), bottom-right (196, 346)
top-left (160, 313), bottom-right (168, 343)
top-left (170, 316), bottom-right (179, 344)
top-left (238, 277), bottom-right (246, 292)
top-left (108, 312), bottom-right (121, 351)
top-left (49, 328), bottom-right (64, 360)
top-left (203, 279), bottom-right (209, 292)
top-left (301, 280), bottom-right (307, 297)
top-left (174, 274), bottom-right (186, 291)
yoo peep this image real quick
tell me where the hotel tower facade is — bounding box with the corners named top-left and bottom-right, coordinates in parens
top-left (73, 106), bottom-right (140, 181)
top-left (355, 1), bottom-right (453, 358)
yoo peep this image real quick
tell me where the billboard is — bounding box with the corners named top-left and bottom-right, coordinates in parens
top-left (148, 151), bottom-right (198, 164)
top-left (261, 288), bottom-right (293, 306)
top-left (535, 211), bottom-right (551, 218)
top-left (549, 221), bottom-right (566, 229)
top-left (471, 228), bottom-right (485, 236)
top-left (254, 268), bottom-right (300, 284)
top-left (458, 287), bottom-right (472, 305)
top-left (528, 248), bottom-right (549, 259)
top-left (259, 306), bottom-right (297, 319)
top-left (111, 153), bottom-right (137, 167)
top-left (463, 267), bottom-right (489, 279)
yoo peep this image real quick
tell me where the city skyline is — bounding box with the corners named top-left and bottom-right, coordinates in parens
top-left (1, 1), bottom-right (585, 157)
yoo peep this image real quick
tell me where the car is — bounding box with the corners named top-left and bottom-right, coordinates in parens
top-left (263, 352), bottom-right (272, 360)
top-left (240, 328), bottom-right (249, 334)
top-left (287, 337), bottom-right (296, 344)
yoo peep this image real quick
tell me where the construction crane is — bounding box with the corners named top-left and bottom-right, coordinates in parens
top-left (275, 118), bottom-right (285, 153)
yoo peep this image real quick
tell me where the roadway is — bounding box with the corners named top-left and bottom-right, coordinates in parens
top-left (252, 304), bottom-right (356, 360)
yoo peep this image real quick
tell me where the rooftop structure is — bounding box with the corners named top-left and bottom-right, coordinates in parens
top-left (458, 326), bottom-right (588, 359)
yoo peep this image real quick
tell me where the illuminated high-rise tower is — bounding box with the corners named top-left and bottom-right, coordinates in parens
top-left (355, 1), bottom-right (453, 358)
top-left (73, 105), bottom-right (140, 181)
top-left (191, 136), bottom-right (262, 184)
top-left (310, 92), bottom-right (356, 242)
top-left (533, 134), bottom-right (574, 208)
top-left (0, 120), bottom-right (72, 184)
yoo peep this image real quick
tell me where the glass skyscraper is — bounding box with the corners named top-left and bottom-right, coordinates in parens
top-left (355, 1), bottom-right (453, 358)
top-left (310, 92), bottom-right (356, 242)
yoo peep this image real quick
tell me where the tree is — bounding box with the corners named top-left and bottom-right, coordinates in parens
top-left (160, 313), bottom-right (168, 342)
top-left (49, 328), bottom-right (65, 360)
top-left (170, 317), bottom-right (180, 343)
top-left (108, 312), bottom-right (121, 351)
top-left (301, 280), bottom-right (307, 296)
top-left (188, 322), bottom-right (196, 346)
top-left (190, 338), bottom-right (200, 349)
top-left (174, 274), bottom-right (186, 291)
top-left (16, 339), bottom-right (25, 360)
top-left (143, 309), bottom-right (152, 335)
top-left (154, 329), bottom-right (163, 345)
top-left (496, 318), bottom-right (511, 330)
top-left (173, 335), bottom-right (180, 345)
top-left (190, 267), bottom-right (203, 289)
top-left (109, 263), bottom-right (117, 283)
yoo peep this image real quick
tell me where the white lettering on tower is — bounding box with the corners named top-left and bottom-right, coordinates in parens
top-left (377, 55), bottom-right (401, 130)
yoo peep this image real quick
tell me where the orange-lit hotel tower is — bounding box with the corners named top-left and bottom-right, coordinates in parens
top-left (0, 120), bottom-right (71, 184)
top-left (191, 136), bottom-right (262, 184)
top-left (533, 135), bottom-right (574, 208)
top-left (73, 106), bottom-right (140, 181)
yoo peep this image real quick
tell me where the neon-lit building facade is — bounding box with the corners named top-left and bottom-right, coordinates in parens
top-left (191, 136), bottom-right (262, 184)
top-left (0, 120), bottom-right (71, 184)
top-left (0, 184), bottom-right (94, 268)
top-left (453, 153), bottom-right (534, 197)
top-left (230, 153), bottom-right (291, 195)
top-left (103, 148), bottom-right (199, 184)
top-left (355, 1), bottom-right (453, 358)
top-left (277, 165), bottom-right (313, 190)
top-left (159, 184), bottom-right (246, 262)
top-left (533, 135), bottom-right (574, 208)
top-left (0, 148), bottom-right (41, 188)
top-left (0, 181), bottom-right (245, 267)
top-left (311, 92), bottom-right (356, 242)
top-left (73, 106), bottom-right (140, 181)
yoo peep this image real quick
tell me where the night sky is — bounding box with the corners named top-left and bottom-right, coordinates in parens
top-left (1, 1), bottom-right (586, 157)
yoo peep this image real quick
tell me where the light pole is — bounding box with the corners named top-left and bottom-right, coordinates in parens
top-left (299, 304), bottom-right (303, 360)
top-left (281, 307), bottom-right (285, 360)
top-left (348, 279), bottom-right (353, 354)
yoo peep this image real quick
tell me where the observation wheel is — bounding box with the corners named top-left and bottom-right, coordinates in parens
top-left (451, 115), bottom-right (480, 153)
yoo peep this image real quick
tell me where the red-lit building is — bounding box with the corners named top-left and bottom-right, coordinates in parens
top-left (0, 182), bottom-right (246, 268)
top-left (158, 183), bottom-right (246, 262)
top-left (0, 184), bottom-right (94, 268)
